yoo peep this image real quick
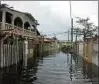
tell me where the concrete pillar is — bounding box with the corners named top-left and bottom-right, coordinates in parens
top-left (23, 39), bottom-right (28, 67)
top-left (12, 15), bottom-right (14, 29)
top-left (2, 10), bottom-right (6, 29)
top-left (22, 21), bottom-right (24, 34)
top-left (0, 40), bottom-right (3, 68)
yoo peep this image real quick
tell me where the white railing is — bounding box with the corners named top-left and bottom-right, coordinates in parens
top-left (0, 22), bottom-right (37, 37)
top-left (0, 22), bottom-right (13, 30)
top-left (24, 29), bottom-right (37, 37)
top-left (5, 23), bottom-right (13, 30)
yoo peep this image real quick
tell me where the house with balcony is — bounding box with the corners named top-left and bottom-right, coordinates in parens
top-left (0, 4), bottom-right (39, 38)
top-left (0, 4), bottom-right (40, 69)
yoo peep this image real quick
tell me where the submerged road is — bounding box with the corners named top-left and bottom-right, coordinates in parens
top-left (20, 51), bottom-right (92, 84)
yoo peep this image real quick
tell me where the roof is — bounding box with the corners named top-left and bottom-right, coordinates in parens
top-left (35, 28), bottom-right (40, 36)
top-left (24, 12), bottom-right (39, 25)
top-left (44, 38), bottom-right (56, 42)
top-left (0, 4), bottom-right (39, 25)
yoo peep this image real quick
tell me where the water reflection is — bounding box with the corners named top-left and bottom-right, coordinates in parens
top-left (0, 50), bottom-right (98, 84)
top-left (72, 54), bottom-right (99, 84)
top-left (20, 50), bottom-right (58, 84)
top-left (20, 51), bottom-right (93, 84)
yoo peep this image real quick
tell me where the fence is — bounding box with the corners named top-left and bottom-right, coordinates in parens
top-left (0, 43), bottom-right (23, 68)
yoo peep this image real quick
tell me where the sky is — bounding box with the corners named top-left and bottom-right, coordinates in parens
top-left (1, 1), bottom-right (98, 41)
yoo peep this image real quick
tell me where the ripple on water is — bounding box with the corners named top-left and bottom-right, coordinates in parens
top-left (20, 52), bottom-right (93, 84)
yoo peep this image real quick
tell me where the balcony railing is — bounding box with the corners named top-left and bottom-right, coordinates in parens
top-left (0, 22), bottom-right (37, 37)
top-left (23, 29), bottom-right (37, 37)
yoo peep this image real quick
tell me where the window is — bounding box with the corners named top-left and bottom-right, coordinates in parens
top-left (6, 12), bottom-right (13, 24)
top-left (14, 17), bottom-right (23, 28)
top-left (0, 11), bottom-right (2, 22)
top-left (24, 22), bottom-right (30, 30)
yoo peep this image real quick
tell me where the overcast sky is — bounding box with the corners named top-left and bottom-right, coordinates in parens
top-left (1, 1), bottom-right (98, 40)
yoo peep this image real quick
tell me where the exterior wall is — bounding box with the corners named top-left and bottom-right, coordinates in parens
top-left (83, 41), bottom-right (93, 63)
top-left (0, 7), bottom-right (40, 68)
top-left (78, 42), bottom-right (83, 57)
top-left (75, 40), bottom-right (98, 66)
top-left (88, 41), bottom-right (93, 63)
top-left (43, 42), bottom-right (51, 52)
top-left (0, 40), bottom-right (23, 68)
top-left (92, 42), bottom-right (98, 77)
top-left (28, 40), bottom-right (34, 58)
top-left (43, 41), bottom-right (59, 52)
top-left (1, 7), bottom-right (37, 28)
top-left (92, 42), bottom-right (98, 66)
top-left (73, 38), bottom-right (98, 77)
top-left (73, 42), bottom-right (83, 57)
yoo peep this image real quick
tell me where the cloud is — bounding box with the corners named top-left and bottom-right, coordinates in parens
top-left (1, 1), bottom-right (98, 40)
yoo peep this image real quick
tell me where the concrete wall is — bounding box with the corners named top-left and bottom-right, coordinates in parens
top-left (75, 40), bottom-right (98, 67)
top-left (43, 41), bottom-right (59, 52)
top-left (78, 41), bottom-right (93, 63)
top-left (1, 7), bottom-right (37, 28)
top-left (73, 42), bottom-right (83, 57)
top-left (73, 39), bottom-right (98, 78)
top-left (92, 42), bottom-right (98, 77)
top-left (78, 42), bottom-right (83, 58)
top-left (92, 42), bottom-right (98, 66)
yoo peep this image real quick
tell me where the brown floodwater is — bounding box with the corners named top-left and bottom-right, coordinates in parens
top-left (0, 51), bottom-right (98, 84)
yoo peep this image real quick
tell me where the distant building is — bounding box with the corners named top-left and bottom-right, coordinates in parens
top-left (43, 37), bottom-right (60, 52)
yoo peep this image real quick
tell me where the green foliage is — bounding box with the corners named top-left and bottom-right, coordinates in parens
top-left (61, 45), bottom-right (72, 53)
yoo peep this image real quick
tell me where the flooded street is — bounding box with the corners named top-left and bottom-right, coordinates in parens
top-left (20, 51), bottom-right (93, 84)
top-left (0, 1), bottom-right (98, 84)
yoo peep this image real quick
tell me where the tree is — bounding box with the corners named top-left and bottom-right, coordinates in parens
top-left (75, 17), bottom-right (98, 41)
top-left (0, 4), bottom-right (13, 9)
top-left (73, 27), bottom-right (82, 42)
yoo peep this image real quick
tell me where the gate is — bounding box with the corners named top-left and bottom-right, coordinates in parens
top-left (0, 42), bottom-right (23, 69)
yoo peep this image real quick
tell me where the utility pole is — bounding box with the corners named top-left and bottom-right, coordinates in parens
top-left (67, 30), bottom-right (69, 47)
top-left (69, 1), bottom-right (73, 81)
top-left (69, 1), bottom-right (73, 47)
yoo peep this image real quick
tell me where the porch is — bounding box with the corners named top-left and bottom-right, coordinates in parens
top-left (0, 22), bottom-right (37, 38)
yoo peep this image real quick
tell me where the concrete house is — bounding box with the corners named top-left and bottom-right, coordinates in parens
top-left (0, 4), bottom-right (40, 68)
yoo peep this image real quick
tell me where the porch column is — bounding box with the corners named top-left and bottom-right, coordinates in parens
top-left (12, 15), bottom-right (14, 29)
top-left (23, 38), bottom-right (28, 67)
top-left (0, 40), bottom-right (3, 68)
top-left (2, 10), bottom-right (6, 29)
top-left (22, 21), bottom-right (24, 33)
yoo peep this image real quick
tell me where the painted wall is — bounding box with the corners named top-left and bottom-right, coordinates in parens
top-left (78, 42), bottom-right (83, 58)
top-left (75, 41), bottom-right (98, 67)
top-left (92, 42), bottom-right (98, 66)
top-left (1, 7), bottom-right (37, 28)
top-left (43, 41), bottom-right (59, 52)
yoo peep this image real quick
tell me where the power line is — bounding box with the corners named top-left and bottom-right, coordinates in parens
top-left (46, 31), bottom-right (68, 36)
